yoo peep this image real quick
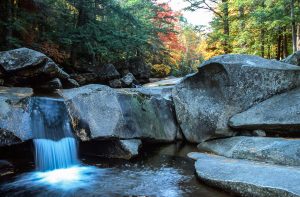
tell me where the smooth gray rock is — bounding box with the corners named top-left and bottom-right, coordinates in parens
top-left (198, 136), bottom-right (300, 166)
top-left (0, 47), bottom-right (48, 72)
top-left (0, 87), bottom-right (33, 145)
top-left (173, 54), bottom-right (300, 143)
top-left (229, 88), bottom-right (300, 134)
top-left (119, 139), bottom-right (142, 157)
top-left (194, 153), bottom-right (300, 197)
top-left (59, 84), bottom-right (178, 142)
top-left (143, 77), bottom-right (183, 87)
top-left (283, 51), bottom-right (300, 66)
top-left (121, 72), bottom-right (136, 87)
top-left (187, 152), bottom-right (203, 160)
top-left (0, 48), bottom-right (78, 89)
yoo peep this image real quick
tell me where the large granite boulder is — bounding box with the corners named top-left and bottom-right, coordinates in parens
top-left (229, 88), bottom-right (300, 135)
top-left (283, 51), bottom-right (300, 66)
top-left (0, 87), bottom-right (33, 146)
top-left (197, 136), bottom-right (300, 166)
top-left (194, 153), bottom-right (300, 197)
top-left (173, 54), bottom-right (300, 143)
top-left (0, 48), bottom-right (78, 89)
top-left (59, 84), bottom-right (179, 142)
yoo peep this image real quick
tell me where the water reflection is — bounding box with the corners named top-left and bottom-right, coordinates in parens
top-left (1, 164), bottom-right (187, 197)
top-left (0, 143), bottom-right (230, 197)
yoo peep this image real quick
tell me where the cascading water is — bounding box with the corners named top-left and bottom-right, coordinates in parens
top-left (0, 97), bottom-right (226, 196)
top-left (30, 97), bottom-right (78, 171)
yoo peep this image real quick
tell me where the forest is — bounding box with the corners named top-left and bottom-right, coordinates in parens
top-left (0, 0), bottom-right (300, 79)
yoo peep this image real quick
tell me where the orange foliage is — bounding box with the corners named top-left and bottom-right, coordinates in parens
top-left (155, 3), bottom-right (186, 63)
top-left (40, 42), bottom-right (70, 64)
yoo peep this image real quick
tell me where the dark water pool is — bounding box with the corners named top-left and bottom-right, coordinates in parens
top-left (0, 142), bottom-right (231, 197)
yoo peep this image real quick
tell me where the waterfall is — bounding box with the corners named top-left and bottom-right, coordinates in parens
top-left (31, 97), bottom-right (78, 171)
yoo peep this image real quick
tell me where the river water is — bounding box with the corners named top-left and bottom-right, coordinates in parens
top-left (0, 142), bottom-right (231, 197)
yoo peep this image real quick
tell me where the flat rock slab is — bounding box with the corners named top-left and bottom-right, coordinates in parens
top-left (197, 136), bottom-right (300, 166)
top-left (59, 84), bottom-right (178, 142)
top-left (194, 153), bottom-right (300, 197)
top-left (229, 88), bottom-right (300, 134)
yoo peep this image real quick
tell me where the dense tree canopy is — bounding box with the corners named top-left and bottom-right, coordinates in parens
top-left (0, 0), bottom-right (300, 79)
top-left (185, 0), bottom-right (300, 60)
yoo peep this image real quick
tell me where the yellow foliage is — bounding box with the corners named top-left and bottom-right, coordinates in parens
top-left (151, 64), bottom-right (172, 77)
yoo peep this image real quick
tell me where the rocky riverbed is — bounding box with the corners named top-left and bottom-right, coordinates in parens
top-left (1, 48), bottom-right (300, 196)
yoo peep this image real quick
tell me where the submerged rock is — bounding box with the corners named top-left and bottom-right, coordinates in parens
top-left (197, 136), bottom-right (300, 166)
top-left (0, 48), bottom-right (78, 89)
top-left (173, 54), bottom-right (300, 143)
top-left (194, 153), bottom-right (300, 197)
top-left (0, 129), bottom-right (22, 147)
top-left (0, 160), bottom-right (13, 177)
top-left (229, 88), bottom-right (300, 135)
top-left (80, 139), bottom-right (141, 159)
top-left (59, 84), bottom-right (178, 142)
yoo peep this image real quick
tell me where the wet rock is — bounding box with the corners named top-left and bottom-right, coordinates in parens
top-left (97, 64), bottom-right (120, 81)
top-left (59, 84), bottom-right (178, 142)
top-left (80, 139), bottom-right (141, 159)
top-left (0, 128), bottom-right (22, 146)
top-left (252, 130), bottom-right (267, 137)
top-left (194, 153), bottom-right (300, 197)
top-left (109, 79), bottom-right (122, 88)
top-left (229, 88), bottom-right (300, 135)
top-left (0, 87), bottom-right (33, 145)
top-left (0, 160), bottom-right (13, 177)
top-left (173, 54), bottom-right (300, 143)
top-left (63, 78), bottom-right (80, 88)
top-left (187, 152), bottom-right (202, 160)
top-left (121, 72), bottom-right (136, 87)
top-left (283, 51), bottom-right (300, 66)
top-left (119, 139), bottom-right (141, 157)
top-left (39, 78), bottom-right (63, 90)
top-left (197, 136), bottom-right (300, 166)
top-left (0, 48), bottom-right (78, 89)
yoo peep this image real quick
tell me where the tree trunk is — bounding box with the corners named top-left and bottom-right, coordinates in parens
top-left (267, 44), bottom-right (271, 59)
top-left (291, 0), bottom-right (297, 52)
top-left (283, 29), bottom-right (288, 58)
top-left (260, 28), bottom-right (265, 58)
top-left (277, 32), bottom-right (282, 60)
top-left (222, 0), bottom-right (230, 54)
top-left (297, 24), bottom-right (300, 51)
